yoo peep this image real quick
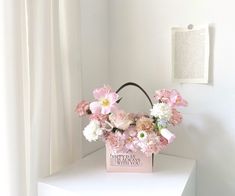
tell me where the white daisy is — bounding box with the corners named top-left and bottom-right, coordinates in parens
top-left (137, 131), bottom-right (148, 141)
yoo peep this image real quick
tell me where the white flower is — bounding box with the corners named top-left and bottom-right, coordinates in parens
top-left (83, 120), bottom-right (103, 142)
top-left (137, 130), bottom-right (148, 141)
top-left (150, 103), bottom-right (172, 120)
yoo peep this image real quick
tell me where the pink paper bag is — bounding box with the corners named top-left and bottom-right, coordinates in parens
top-left (106, 144), bottom-right (153, 172)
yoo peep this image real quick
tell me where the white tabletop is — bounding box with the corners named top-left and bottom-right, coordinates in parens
top-left (38, 148), bottom-right (196, 196)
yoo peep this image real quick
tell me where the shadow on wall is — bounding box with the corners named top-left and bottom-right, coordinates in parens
top-left (164, 114), bottom-right (235, 196)
top-left (190, 114), bottom-right (235, 196)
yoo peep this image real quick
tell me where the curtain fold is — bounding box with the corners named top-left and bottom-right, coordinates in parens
top-left (0, 0), bottom-right (82, 196)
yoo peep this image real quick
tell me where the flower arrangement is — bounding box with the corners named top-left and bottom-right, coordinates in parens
top-left (76, 82), bottom-right (187, 157)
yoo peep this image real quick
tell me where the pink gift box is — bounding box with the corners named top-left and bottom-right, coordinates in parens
top-left (106, 144), bottom-right (153, 172)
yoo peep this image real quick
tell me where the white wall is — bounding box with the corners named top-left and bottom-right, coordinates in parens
top-left (109, 1), bottom-right (235, 196)
top-left (80, 0), bottom-right (109, 156)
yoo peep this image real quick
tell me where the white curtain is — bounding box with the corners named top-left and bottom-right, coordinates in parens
top-left (0, 0), bottom-right (82, 196)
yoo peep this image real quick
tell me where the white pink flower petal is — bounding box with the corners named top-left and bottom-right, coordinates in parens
top-left (160, 128), bottom-right (176, 143)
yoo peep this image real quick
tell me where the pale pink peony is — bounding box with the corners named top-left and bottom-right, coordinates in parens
top-left (109, 110), bottom-right (133, 130)
top-left (75, 100), bottom-right (90, 116)
top-left (90, 85), bottom-right (119, 114)
top-left (154, 89), bottom-right (187, 107)
top-left (170, 108), bottom-right (182, 126)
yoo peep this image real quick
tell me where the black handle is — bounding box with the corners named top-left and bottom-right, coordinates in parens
top-left (116, 82), bottom-right (153, 107)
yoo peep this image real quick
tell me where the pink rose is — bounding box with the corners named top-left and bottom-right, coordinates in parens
top-left (109, 110), bottom-right (133, 130)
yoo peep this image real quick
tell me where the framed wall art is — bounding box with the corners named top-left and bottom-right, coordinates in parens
top-left (172, 25), bottom-right (209, 83)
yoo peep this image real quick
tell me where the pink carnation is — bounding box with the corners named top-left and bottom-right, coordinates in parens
top-left (139, 135), bottom-right (167, 156)
top-left (170, 108), bottom-right (182, 126)
top-left (169, 90), bottom-right (188, 107)
top-left (137, 132), bottom-right (163, 156)
top-left (154, 89), bottom-right (171, 103)
top-left (124, 126), bottom-right (138, 152)
top-left (75, 100), bottom-right (90, 116)
top-left (141, 144), bottom-right (160, 157)
top-left (125, 142), bottom-right (137, 152)
top-left (125, 137), bottom-right (138, 152)
top-left (89, 113), bottom-right (107, 121)
top-left (106, 132), bottom-right (126, 153)
top-left (136, 117), bottom-right (155, 132)
top-left (89, 113), bottom-right (108, 125)
top-left (154, 89), bottom-right (187, 107)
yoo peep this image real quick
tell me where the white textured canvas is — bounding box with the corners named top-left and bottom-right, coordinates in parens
top-left (172, 25), bottom-right (209, 83)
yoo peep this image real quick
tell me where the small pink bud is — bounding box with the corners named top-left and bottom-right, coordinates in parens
top-left (160, 128), bottom-right (176, 143)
